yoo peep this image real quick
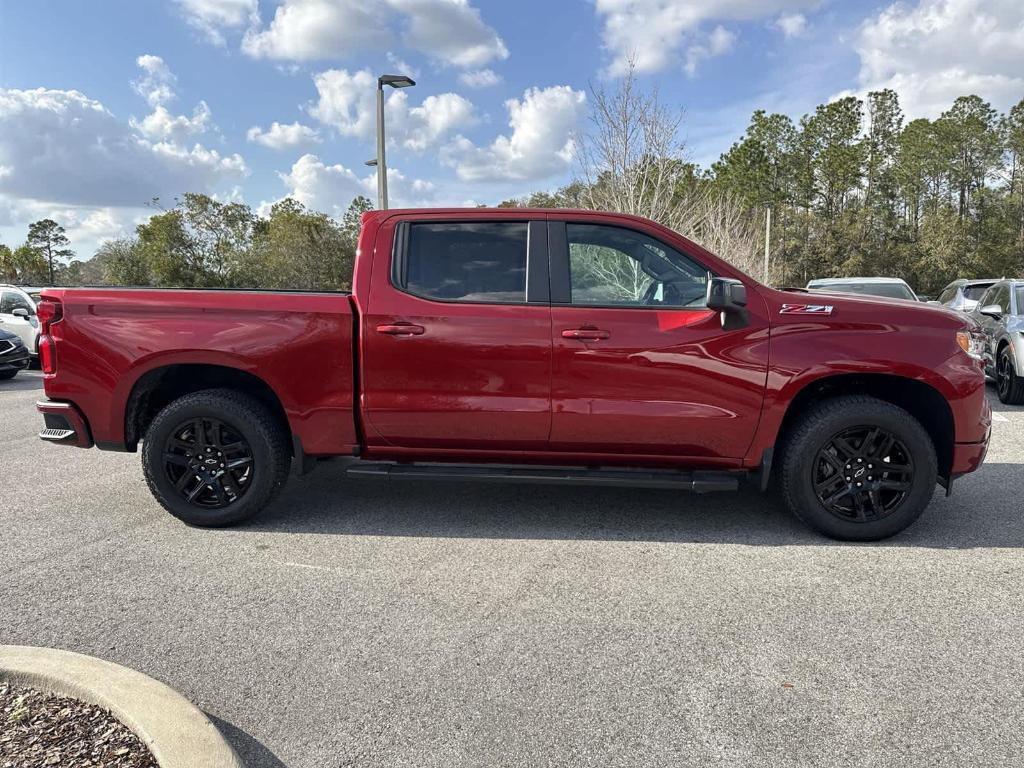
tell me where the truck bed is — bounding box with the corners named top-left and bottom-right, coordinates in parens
top-left (40, 287), bottom-right (359, 456)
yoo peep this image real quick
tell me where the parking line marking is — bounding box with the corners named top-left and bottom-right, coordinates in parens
top-left (993, 413), bottom-right (1010, 422)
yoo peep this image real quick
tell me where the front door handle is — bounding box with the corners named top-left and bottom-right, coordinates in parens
top-left (377, 323), bottom-right (425, 336)
top-left (562, 328), bottom-right (610, 341)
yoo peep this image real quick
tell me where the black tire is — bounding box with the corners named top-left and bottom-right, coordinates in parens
top-left (780, 395), bottom-right (938, 541)
top-left (142, 388), bottom-right (290, 526)
top-left (0, 369), bottom-right (18, 380)
top-left (996, 347), bottom-right (1024, 405)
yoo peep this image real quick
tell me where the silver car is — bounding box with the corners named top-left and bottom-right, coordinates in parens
top-left (971, 280), bottom-right (1024, 404)
top-left (935, 278), bottom-right (998, 313)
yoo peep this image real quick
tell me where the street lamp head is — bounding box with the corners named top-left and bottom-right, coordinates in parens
top-left (379, 74), bottom-right (416, 89)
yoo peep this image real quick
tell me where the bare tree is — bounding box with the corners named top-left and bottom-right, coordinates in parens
top-left (573, 60), bottom-right (767, 280)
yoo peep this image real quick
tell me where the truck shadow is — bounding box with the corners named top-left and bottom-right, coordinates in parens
top-left (205, 714), bottom-right (287, 768)
top-left (250, 457), bottom-right (1024, 549)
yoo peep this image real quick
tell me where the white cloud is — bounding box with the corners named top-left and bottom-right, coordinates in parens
top-left (0, 88), bottom-right (247, 208)
top-left (851, 0), bottom-right (1024, 118)
top-left (307, 68), bottom-right (379, 137)
top-left (308, 68), bottom-right (476, 150)
top-left (241, 0), bottom-right (507, 68)
top-left (774, 11), bottom-right (806, 37)
top-left (684, 25), bottom-right (736, 76)
top-left (594, 0), bottom-right (815, 75)
top-left (442, 85), bottom-right (586, 182)
top-left (130, 102), bottom-right (212, 143)
top-left (175, 0), bottom-right (259, 45)
top-left (278, 153), bottom-right (434, 213)
top-left (247, 121), bottom-right (322, 149)
top-left (387, 90), bottom-right (476, 151)
top-left (459, 68), bottom-right (501, 88)
top-left (132, 54), bottom-right (176, 107)
top-left (388, 0), bottom-right (508, 68)
top-left (0, 194), bottom-right (154, 260)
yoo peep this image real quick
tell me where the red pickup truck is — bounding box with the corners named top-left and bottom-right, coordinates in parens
top-left (36, 208), bottom-right (991, 540)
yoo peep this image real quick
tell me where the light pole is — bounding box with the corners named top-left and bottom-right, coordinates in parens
top-left (367, 73), bottom-right (416, 210)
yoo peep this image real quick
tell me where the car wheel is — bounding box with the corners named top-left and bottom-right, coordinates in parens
top-left (142, 388), bottom-right (290, 527)
top-left (996, 348), bottom-right (1024, 405)
top-left (780, 395), bottom-right (938, 541)
top-left (0, 369), bottom-right (18, 380)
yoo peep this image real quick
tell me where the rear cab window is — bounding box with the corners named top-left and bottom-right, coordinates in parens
top-left (394, 222), bottom-right (529, 304)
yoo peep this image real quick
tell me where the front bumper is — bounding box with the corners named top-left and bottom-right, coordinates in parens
top-left (0, 347), bottom-right (30, 372)
top-left (951, 434), bottom-right (990, 478)
top-left (36, 400), bottom-right (94, 448)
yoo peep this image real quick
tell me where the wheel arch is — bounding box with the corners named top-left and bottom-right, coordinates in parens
top-left (773, 373), bottom-right (955, 481)
top-left (124, 363), bottom-right (291, 453)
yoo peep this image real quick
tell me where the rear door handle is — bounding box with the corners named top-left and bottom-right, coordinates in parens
top-left (377, 323), bottom-right (425, 336)
top-left (561, 328), bottom-right (610, 341)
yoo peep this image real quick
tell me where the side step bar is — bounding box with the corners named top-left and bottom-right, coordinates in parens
top-left (346, 462), bottom-right (742, 493)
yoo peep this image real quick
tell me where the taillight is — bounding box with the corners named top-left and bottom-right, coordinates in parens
top-left (36, 298), bottom-right (63, 334)
top-left (36, 298), bottom-right (63, 374)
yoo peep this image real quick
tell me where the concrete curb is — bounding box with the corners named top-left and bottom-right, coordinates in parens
top-left (0, 645), bottom-right (243, 768)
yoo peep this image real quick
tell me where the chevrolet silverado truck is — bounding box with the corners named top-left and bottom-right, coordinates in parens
top-left (35, 209), bottom-right (991, 540)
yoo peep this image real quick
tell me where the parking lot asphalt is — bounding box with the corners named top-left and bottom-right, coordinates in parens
top-left (2, 370), bottom-right (1023, 767)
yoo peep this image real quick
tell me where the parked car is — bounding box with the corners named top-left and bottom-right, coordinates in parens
top-left (35, 208), bottom-right (991, 541)
top-left (970, 280), bottom-right (1024, 404)
top-left (0, 327), bottom-right (30, 380)
top-left (935, 278), bottom-right (998, 313)
top-left (806, 277), bottom-right (919, 302)
top-left (0, 284), bottom-right (40, 360)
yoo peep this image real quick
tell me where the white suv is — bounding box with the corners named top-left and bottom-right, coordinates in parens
top-left (0, 285), bottom-right (40, 360)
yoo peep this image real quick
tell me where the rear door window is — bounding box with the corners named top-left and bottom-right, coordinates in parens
top-left (397, 222), bottom-right (528, 304)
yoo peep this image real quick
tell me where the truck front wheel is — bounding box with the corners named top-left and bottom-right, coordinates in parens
top-left (141, 389), bottom-right (290, 527)
top-left (780, 396), bottom-right (938, 541)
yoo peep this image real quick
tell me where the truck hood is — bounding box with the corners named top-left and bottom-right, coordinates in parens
top-left (774, 288), bottom-right (975, 330)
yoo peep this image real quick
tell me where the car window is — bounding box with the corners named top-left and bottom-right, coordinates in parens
top-left (566, 224), bottom-right (709, 308)
top-left (963, 284), bottom-right (994, 301)
top-left (0, 291), bottom-right (34, 314)
top-left (995, 285), bottom-right (1011, 312)
top-left (976, 286), bottom-right (998, 308)
top-left (937, 285), bottom-right (957, 303)
top-left (399, 222), bottom-right (528, 303)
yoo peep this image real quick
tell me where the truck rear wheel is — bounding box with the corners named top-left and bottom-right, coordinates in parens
top-left (141, 389), bottom-right (290, 527)
top-left (780, 396), bottom-right (938, 541)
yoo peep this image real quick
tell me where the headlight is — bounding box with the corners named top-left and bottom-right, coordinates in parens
top-left (956, 330), bottom-right (986, 360)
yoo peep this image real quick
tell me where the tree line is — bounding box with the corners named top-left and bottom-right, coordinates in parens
top-left (1, 194), bottom-right (371, 291)
top-left (2, 77), bottom-right (1022, 295)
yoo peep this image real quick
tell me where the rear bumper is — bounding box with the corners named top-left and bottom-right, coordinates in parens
top-left (36, 400), bottom-right (94, 448)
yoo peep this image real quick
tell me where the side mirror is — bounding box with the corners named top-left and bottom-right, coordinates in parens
top-left (11, 308), bottom-right (30, 318)
top-left (706, 277), bottom-right (749, 330)
top-left (979, 304), bottom-right (1003, 319)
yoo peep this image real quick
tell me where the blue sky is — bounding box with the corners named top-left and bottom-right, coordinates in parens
top-left (1, 0), bottom-right (1022, 258)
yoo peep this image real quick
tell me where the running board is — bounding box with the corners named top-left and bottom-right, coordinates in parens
top-left (346, 462), bottom-right (742, 493)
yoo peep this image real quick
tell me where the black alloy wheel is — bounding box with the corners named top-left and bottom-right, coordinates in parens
top-left (812, 426), bottom-right (913, 522)
top-left (163, 417), bottom-right (254, 509)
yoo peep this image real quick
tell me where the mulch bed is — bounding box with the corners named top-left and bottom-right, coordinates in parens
top-left (0, 681), bottom-right (158, 767)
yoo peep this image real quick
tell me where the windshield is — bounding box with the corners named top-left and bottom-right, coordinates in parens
top-left (963, 284), bottom-right (995, 301)
top-left (811, 282), bottom-right (916, 301)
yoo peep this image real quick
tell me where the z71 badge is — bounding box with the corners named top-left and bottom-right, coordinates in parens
top-left (779, 303), bottom-right (834, 315)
